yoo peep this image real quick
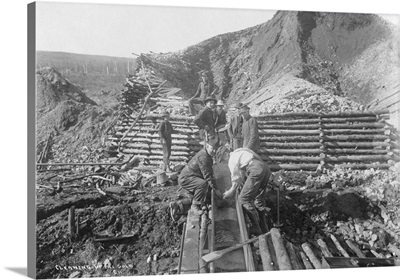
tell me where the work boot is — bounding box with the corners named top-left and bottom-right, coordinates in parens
top-left (190, 203), bottom-right (203, 216)
top-left (257, 209), bottom-right (269, 234)
top-left (169, 201), bottom-right (182, 222)
top-left (243, 205), bottom-right (262, 236)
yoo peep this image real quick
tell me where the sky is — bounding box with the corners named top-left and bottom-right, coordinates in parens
top-left (36, 2), bottom-right (276, 57)
top-left (36, 1), bottom-right (400, 58)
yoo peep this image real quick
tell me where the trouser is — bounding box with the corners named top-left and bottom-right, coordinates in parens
top-left (188, 98), bottom-right (204, 115)
top-left (178, 175), bottom-right (209, 206)
top-left (162, 140), bottom-right (172, 171)
top-left (239, 159), bottom-right (271, 235)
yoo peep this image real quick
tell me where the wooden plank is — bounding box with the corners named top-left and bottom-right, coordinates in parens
top-left (270, 228), bottom-right (293, 270)
top-left (317, 239), bottom-right (333, 257)
top-left (285, 241), bottom-right (304, 270)
top-left (301, 242), bottom-right (322, 269)
top-left (259, 233), bottom-right (275, 271)
top-left (180, 211), bottom-right (200, 274)
top-left (236, 194), bottom-right (256, 271)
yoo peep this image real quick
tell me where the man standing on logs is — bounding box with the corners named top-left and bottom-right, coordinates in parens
top-left (193, 94), bottom-right (218, 144)
top-left (227, 102), bottom-right (244, 150)
top-left (239, 104), bottom-right (260, 153)
top-left (223, 148), bottom-right (271, 236)
top-left (158, 110), bottom-right (176, 172)
top-left (169, 136), bottom-right (223, 219)
top-left (188, 70), bottom-right (219, 115)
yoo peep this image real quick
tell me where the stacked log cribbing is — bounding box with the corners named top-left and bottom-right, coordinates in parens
top-left (108, 113), bottom-right (203, 167)
top-left (255, 109), bottom-right (398, 170)
top-left (106, 110), bottom-right (398, 170)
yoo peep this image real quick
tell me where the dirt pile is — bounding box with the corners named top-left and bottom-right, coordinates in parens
top-left (140, 11), bottom-right (397, 117)
top-left (254, 92), bottom-right (363, 115)
top-left (36, 68), bottom-right (120, 165)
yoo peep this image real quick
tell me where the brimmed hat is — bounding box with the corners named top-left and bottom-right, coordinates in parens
top-left (203, 94), bottom-right (217, 105)
top-left (216, 100), bottom-right (224, 106)
top-left (199, 70), bottom-right (209, 77)
top-left (239, 104), bottom-right (250, 114)
top-left (206, 135), bottom-right (220, 149)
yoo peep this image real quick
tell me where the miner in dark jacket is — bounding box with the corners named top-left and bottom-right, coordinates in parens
top-left (158, 110), bottom-right (176, 172)
top-left (193, 94), bottom-right (217, 143)
top-left (227, 102), bottom-right (244, 150)
top-left (240, 105), bottom-right (260, 153)
top-left (169, 136), bottom-right (223, 219)
top-left (188, 71), bottom-right (219, 115)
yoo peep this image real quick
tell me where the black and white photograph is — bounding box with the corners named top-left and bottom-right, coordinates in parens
top-left (20, 0), bottom-right (400, 279)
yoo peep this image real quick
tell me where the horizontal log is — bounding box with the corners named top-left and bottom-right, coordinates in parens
top-left (324, 155), bottom-right (392, 162)
top-left (261, 142), bottom-right (321, 148)
top-left (119, 142), bottom-right (202, 151)
top-left (323, 148), bottom-right (390, 155)
top-left (121, 149), bottom-right (195, 157)
top-left (114, 126), bottom-right (198, 134)
top-left (259, 129), bottom-right (320, 136)
top-left (119, 153), bottom-right (190, 161)
top-left (115, 131), bottom-right (199, 138)
top-left (258, 123), bottom-right (385, 130)
top-left (323, 135), bottom-right (389, 141)
top-left (332, 163), bottom-right (392, 169)
top-left (324, 141), bottom-right (391, 148)
top-left (260, 148), bottom-right (323, 155)
top-left (322, 128), bottom-right (386, 134)
top-left (262, 155), bottom-right (322, 162)
top-left (256, 109), bottom-right (389, 119)
top-left (260, 136), bottom-right (320, 142)
top-left (115, 137), bottom-right (201, 146)
top-left (267, 164), bottom-right (319, 171)
top-left (257, 116), bottom-right (379, 125)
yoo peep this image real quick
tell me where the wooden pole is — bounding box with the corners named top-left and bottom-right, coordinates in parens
top-left (199, 212), bottom-right (208, 273)
top-left (345, 239), bottom-right (365, 258)
top-left (270, 228), bottom-right (293, 270)
top-left (299, 251), bottom-right (314, 269)
top-left (317, 239), bottom-right (333, 257)
top-left (301, 242), bottom-right (322, 269)
top-left (259, 233), bottom-right (275, 271)
top-left (68, 206), bottom-right (76, 236)
top-left (330, 235), bottom-right (349, 257)
top-left (177, 222), bottom-right (186, 274)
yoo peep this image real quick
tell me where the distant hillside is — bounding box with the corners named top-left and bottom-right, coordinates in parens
top-left (37, 51), bottom-right (138, 76)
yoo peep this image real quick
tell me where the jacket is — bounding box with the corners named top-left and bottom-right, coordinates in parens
top-left (193, 107), bottom-right (216, 132)
top-left (158, 120), bottom-right (173, 142)
top-left (179, 149), bottom-right (214, 183)
top-left (215, 110), bottom-right (227, 129)
top-left (242, 116), bottom-right (260, 152)
top-left (228, 114), bottom-right (242, 140)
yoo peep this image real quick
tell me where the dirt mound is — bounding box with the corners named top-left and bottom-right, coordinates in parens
top-left (140, 11), bottom-right (395, 113)
top-left (36, 67), bottom-right (97, 119)
top-left (36, 68), bottom-right (119, 164)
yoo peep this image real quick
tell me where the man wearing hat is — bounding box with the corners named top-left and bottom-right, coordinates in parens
top-left (158, 110), bottom-right (177, 172)
top-left (193, 94), bottom-right (218, 143)
top-left (215, 100), bottom-right (227, 132)
top-left (169, 136), bottom-right (223, 219)
top-left (223, 147), bottom-right (271, 236)
top-left (188, 71), bottom-right (219, 115)
top-left (227, 102), bottom-right (244, 150)
top-left (239, 104), bottom-right (260, 153)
